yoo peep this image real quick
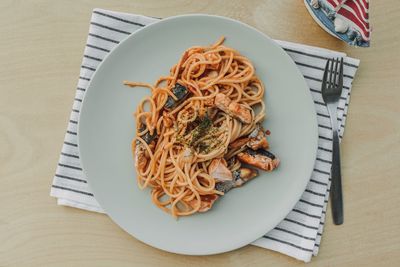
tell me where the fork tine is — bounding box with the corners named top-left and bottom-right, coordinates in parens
top-left (328, 58), bottom-right (334, 88)
top-left (333, 58), bottom-right (339, 88)
top-left (322, 59), bottom-right (330, 93)
top-left (338, 58), bottom-right (344, 91)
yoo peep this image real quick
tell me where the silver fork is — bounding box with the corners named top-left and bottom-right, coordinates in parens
top-left (321, 58), bottom-right (344, 225)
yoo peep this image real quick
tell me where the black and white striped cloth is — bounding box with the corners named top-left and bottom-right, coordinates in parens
top-left (50, 9), bottom-right (360, 262)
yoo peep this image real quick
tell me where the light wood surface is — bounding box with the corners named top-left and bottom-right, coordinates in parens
top-left (1, 0), bottom-right (399, 266)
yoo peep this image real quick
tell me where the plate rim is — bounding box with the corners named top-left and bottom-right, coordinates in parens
top-left (78, 13), bottom-right (318, 255)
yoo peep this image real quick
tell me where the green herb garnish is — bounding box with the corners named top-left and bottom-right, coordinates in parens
top-left (190, 115), bottom-right (212, 146)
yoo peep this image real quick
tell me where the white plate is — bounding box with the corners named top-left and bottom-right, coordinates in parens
top-left (79, 14), bottom-right (318, 255)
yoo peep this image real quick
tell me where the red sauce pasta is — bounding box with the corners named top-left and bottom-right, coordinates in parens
top-left (125, 37), bottom-right (279, 218)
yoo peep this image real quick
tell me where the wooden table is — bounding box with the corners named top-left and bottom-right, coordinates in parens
top-left (1, 1), bottom-right (399, 266)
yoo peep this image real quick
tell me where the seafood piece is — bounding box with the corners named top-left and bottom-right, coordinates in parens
top-left (215, 167), bottom-right (259, 193)
top-left (139, 124), bottom-right (157, 144)
top-left (214, 93), bottom-right (252, 124)
top-left (164, 83), bottom-right (190, 110)
top-left (206, 70), bottom-right (218, 78)
top-left (208, 158), bottom-right (233, 182)
top-left (215, 181), bottom-right (235, 193)
top-left (214, 93), bottom-right (230, 111)
top-left (237, 148), bottom-right (280, 171)
top-left (206, 107), bottom-right (218, 120)
top-left (134, 142), bottom-right (148, 171)
top-left (226, 156), bottom-right (241, 171)
top-left (198, 194), bottom-right (219, 212)
top-left (232, 167), bottom-right (259, 187)
top-left (229, 124), bottom-right (269, 150)
top-left (229, 137), bottom-right (248, 149)
top-left (182, 147), bottom-right (193, 163)
top-left (135, 124), bottom-right (157, 171)
top-left (189, 194), bottom-right (219, 213)
top-left (247, 125), bottom-right (269, 150)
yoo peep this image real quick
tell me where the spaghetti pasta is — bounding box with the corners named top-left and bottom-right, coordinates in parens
top-left (125, 37), bottom-right (279, 218)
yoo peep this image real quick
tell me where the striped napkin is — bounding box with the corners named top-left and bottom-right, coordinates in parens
top-left (50, 8), bottom-right (360, 262)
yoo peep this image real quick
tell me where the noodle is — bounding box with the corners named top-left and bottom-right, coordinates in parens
top-left (125, 37), bottom-right (279, 218)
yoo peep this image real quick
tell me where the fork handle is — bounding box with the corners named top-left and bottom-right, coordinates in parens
top-left (331, 129), bottom-right (343, 225)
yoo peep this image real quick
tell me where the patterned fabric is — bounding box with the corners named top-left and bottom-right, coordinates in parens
top-left (306, 0), bottom-right (370, 47)
top-left (337, 0), bottom-right (370, 41)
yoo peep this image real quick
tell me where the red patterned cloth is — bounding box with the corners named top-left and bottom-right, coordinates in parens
top-left (337, 0), bottom-right (370, 41)
top-left (326, 0), bottom-right (347, 10)
top-left (307, 0), bottom-right (370, 47)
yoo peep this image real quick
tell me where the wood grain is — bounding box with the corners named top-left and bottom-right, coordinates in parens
top-left (1, 0), bottom-right (399, 266)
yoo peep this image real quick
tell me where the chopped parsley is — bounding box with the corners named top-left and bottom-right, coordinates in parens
top-left (190, 115), bottom-right (212, 146)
